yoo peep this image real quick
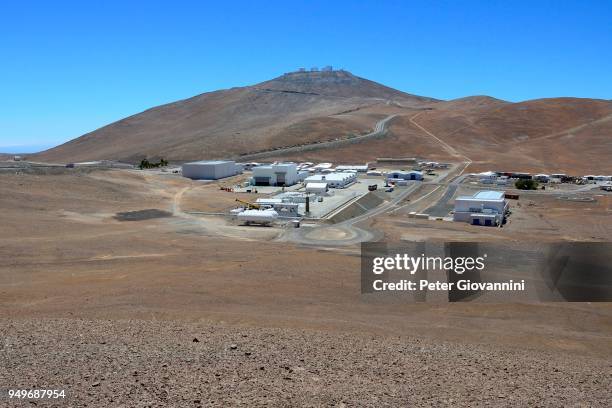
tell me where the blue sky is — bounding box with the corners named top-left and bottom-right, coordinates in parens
top-left (1, 1), bottom-right (610, 152)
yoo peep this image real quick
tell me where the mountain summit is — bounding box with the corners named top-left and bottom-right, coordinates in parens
top-left (257, 70), bottom-right (435, 102)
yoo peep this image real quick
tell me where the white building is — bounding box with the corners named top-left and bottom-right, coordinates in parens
top-left (252, 162), bottom-right (300, 186)
top-left (496, 176), bottom-right (509, 186)
top-left (336, 164), bottom-right (368, 172)
top-left (255, 198), bottom-right (300, 216)
top-left (255, 198), bottom-right (283, 206)
top-left (387, 170), bottom-right (423, 181)
top-left (313, 163), bottom-right (333, 171)
top-left (453, 191), bottom-right (508, 226)
top-left (276, 191), bottom-right (309, 203)
top-left (182, 160), bottom-right (241, 180)
top-left (305, 182), bottom-right (329, 194)
top-left (473, 171), bottom-right (497, 184)
top-left (304, 172), bottom-right (357, 188)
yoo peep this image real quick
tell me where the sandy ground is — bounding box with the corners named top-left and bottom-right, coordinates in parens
top-left (1, 169), bottom-right (611, 406)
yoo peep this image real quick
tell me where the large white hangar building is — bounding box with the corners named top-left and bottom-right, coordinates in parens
top-left (251, 163), bottom-right (305, 186)
top-left (182, 160), bottom-right (241, 180)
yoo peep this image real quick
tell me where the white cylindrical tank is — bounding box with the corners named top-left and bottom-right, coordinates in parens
top-left (237, 209), bottom-right (279, 225)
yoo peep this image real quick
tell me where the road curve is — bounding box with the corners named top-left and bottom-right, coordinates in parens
top-left (280, 182), bottom-right (420, 247)
top-left (236, 114), bottom-right (398, 161)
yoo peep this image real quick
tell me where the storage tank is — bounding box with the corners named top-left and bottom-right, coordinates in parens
top-left (237, 209), bottom-right (278, 225)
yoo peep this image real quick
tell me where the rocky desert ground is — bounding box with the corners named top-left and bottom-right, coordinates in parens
top-left (2, 319), bottom-right (611, 407)
top-left (1, 168), bottom-right (611, 406)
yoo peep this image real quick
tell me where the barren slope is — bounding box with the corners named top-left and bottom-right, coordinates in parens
top-left (30, 71), bottom-right (611, 174)
top-left (414, 97), bottom-right (612, 173)
top-left (33, 71), bottom-right (434, 163)
top-left (271, 97), bottom-right (612, 173)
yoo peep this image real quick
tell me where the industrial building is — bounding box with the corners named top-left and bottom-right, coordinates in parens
top-left (496, 176), bottom-right (509, 186)
top-left (304, 172), bottom-right (357, 188)
top-left (336, 165), bottom-right (368, 172)
top-left (453, 191), bottom-right (508, 226)
top-left (251, 163), bottom-right (306, 186)
top-left (276, 192), bottom-right (309, 203)
top-left (255, 198), bottom-right (300, 216)
top-left (313, 163), bottom-right (333, 171)
top-left (387, 170), bottom-right (423, 181)
top-left (473, 171), bottom-right (497, 184)
top-left (420, 161), bottom-right (450, 169)
top-left (305, 182), bottom-right (329, 194)
top-left (182, 160), bottom-right (242, 180)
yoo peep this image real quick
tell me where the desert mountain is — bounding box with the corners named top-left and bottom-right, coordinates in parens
top-left (33, 70), bottom-right (435, 163)
top-left (33, 71), bottom-right (612, 173)
top-left (271, 96), bottom-right (612, 174)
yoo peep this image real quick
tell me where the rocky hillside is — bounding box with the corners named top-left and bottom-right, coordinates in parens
top-left (33, 71), bottom-right (434, 163)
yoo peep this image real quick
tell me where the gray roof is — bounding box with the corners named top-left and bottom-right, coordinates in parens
top-left (185, 160), bottom-right (234, 165)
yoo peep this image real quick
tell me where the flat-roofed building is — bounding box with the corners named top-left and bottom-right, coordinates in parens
top-left (182, 160), bottom-right (241, 180)
top-left (304, 172), bottom-right (357, 188)
top-left (453, 190), bottom-right (508, 226)
top-left (336, 164), bottom-right (368, 172)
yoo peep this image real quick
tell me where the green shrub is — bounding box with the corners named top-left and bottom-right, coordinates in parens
top-left (515, 179), bottom-right (539, 190)
top-left (139, 158), bottom-right (169, 169)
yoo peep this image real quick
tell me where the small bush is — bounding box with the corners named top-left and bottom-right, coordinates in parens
top-left (139, 158), bottom-right (169, 169)
top-left (515, 179), bottom-right (539, 190)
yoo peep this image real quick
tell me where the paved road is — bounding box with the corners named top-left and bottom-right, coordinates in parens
top-left (236, 114), bottom-right (398, 161)
top-left (424, 172), bottom-right (470, 217)
top-left (405, 113), bottom-right (472, 217)
top-left (280, 182), bottom-right (420, 247)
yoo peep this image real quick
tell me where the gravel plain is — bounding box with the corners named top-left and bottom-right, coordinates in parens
top-left (1, 318), bottom-right (610, 407)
